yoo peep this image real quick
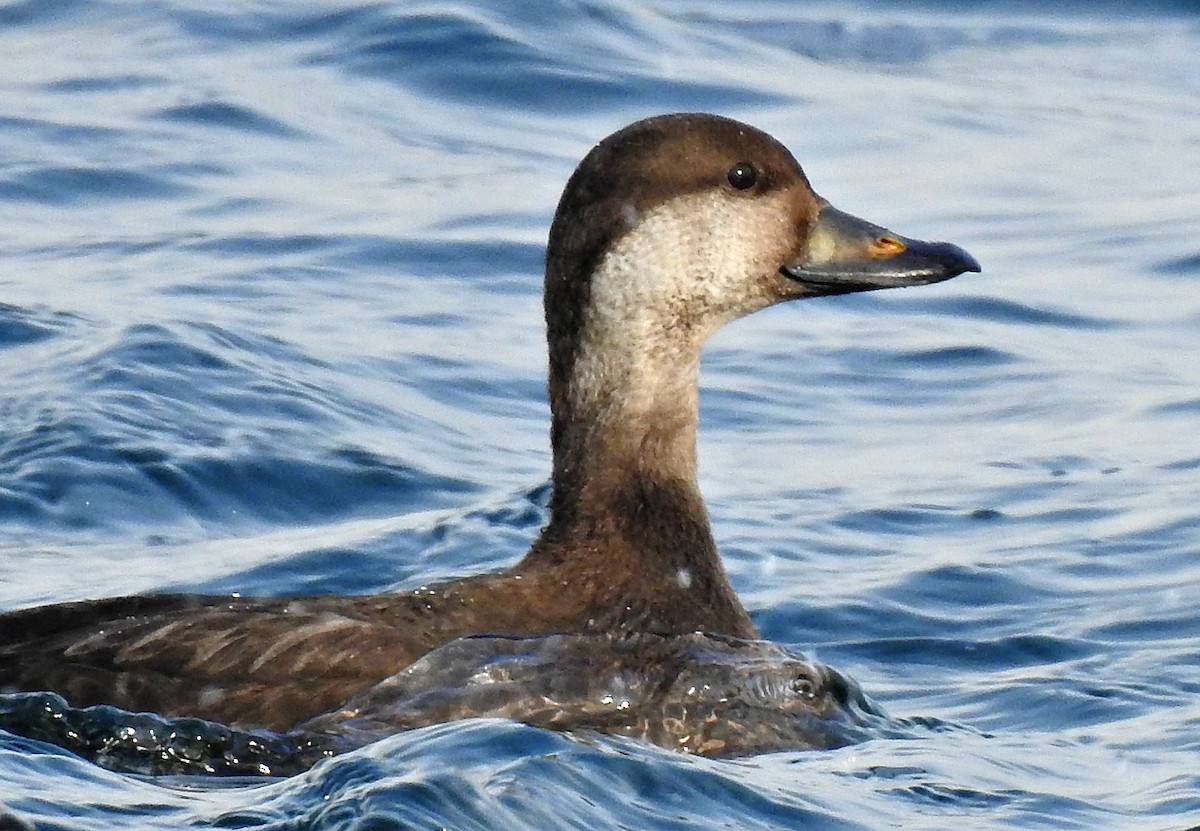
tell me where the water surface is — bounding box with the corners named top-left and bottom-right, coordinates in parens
top-left (2, 1), bottom-right (1199, 829)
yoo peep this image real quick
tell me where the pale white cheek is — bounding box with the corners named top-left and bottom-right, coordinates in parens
top-left (590, 189), bottom-right (793, 334)
top-left (573, 189), bottom-right (796, 411)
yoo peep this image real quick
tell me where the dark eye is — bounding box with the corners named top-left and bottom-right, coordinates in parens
top-left (727, 162), bottom-right (757, 190)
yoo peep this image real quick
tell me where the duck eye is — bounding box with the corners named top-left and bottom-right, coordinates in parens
top-left (727, 162), bottom-right (757, 190)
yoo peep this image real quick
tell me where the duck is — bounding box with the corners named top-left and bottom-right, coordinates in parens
top-left (0, 113), bottom-right (979, 734)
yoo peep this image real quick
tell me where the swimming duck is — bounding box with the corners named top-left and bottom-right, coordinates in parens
top-left (0, 113), bottom-right (978, 732)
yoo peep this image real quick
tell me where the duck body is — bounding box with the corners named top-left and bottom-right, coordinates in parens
top-left (0, 113), bottom-right (978, 736)
top-left (0, 559), bottom-right (750, 731)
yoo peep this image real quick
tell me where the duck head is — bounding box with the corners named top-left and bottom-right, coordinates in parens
top-left (546, 113), bottom-right (978, 359)
top-left (544, 113), bottom-right (978, 442)
top-left (534, 114), bottom-right (978, 624)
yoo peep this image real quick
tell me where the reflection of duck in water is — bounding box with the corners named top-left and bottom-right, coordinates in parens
top-left (0, 114), bottom-right (978, 758)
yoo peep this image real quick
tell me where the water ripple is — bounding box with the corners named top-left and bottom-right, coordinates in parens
top-left (2, 2), bottom-right (1199, 830)
top-left (0, 165), bottom-right (195, 205)
top-left (154, 101), bottom-right (306, 138)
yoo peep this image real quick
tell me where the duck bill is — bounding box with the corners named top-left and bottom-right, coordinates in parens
top-left (783, 205), bottom-right (980, 295)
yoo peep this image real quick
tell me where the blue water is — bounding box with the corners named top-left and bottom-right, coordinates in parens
top-left (3, 0), bottom-right (1200, 828)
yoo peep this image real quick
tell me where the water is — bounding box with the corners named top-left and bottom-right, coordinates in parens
top-left (2, 0), bottom-right (1199, 828)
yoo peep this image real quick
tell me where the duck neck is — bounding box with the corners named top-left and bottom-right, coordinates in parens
top-left (523, 225), bottom-right (758, 637)
top-left (546, 346), bottom-right (706, 542)
top-left (522, 334), bottom-right (756, 638)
